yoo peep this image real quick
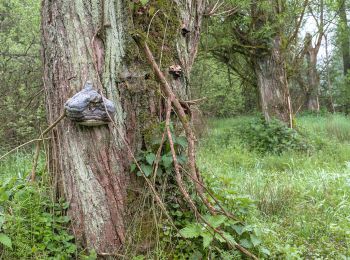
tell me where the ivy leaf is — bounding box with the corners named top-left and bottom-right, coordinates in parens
top-left (179, 223), bottom-right (201, 238)
top-left (201, 232), bottom-right (213, 248)
top-left (0, 233), bottom-right (12, 249)
top-left (146, 153), bottom-right (156, 165)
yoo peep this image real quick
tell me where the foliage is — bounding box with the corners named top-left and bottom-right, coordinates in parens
top-left (191, 57), bottom-right (247, 117)
top-left (238, 117), bottom-right (309, 154)
top-left (0, 153), bottom-right (86, 259)
top-left (0, 0), bottom-right (45, 151)
top-left (198, 114), bottom-right (350, 258)
top-left (131, 122), bottom-right (188, 177)
top-left (0, 153), bottom-right (96, 260)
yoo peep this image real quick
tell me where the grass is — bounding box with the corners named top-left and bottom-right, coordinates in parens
top-left (0, 152), bottom-right (81, 259)
top-left (1, 114), bottom-right (349, 258)
top-left (198, 114), bottom-right (350, 258)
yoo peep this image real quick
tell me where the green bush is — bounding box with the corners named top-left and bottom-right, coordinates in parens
top-left (239, 117), bottom-right (309, 154)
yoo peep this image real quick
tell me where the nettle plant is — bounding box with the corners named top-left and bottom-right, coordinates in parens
top-left (0, 176), bottom-right (77, 259)
top-left (239, 117), bottom-right (310, 154)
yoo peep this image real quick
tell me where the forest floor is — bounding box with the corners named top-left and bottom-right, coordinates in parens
top-left (198, 114), bottom-right (350, 258)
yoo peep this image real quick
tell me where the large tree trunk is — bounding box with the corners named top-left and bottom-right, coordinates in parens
top-left (254, 36), bottom-right (292, 125)
top-left (41, 0), bottom-right (129, 253)
top-left (41, 0), bottom-right (204, 256)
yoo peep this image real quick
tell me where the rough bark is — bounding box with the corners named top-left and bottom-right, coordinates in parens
top-left (254, 36), bottom-right (292, 125)
top-left (41, 0), bottom-right (129, 254)
top-left (41, 0), bottom-right (204, 256)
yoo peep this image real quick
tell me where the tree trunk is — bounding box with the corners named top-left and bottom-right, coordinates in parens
top-left (305, 34), bottom-right (320, 112)
top-left (41, 0), bottom-right (204, 256)
top-left (339, 0), bottom-right (350, 75)
top-left (254, 36), bottom-right (292, 125)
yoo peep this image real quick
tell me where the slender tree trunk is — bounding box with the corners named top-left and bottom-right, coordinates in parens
top-left (41, 0), bottom-right (204, 256)
top-left (305, 36), bottom-right (320, 112)
top-left (325, 34), bottom-right (335, 112)
top-left (339, 0), bottom-right (350, 75)
top-left (254, 36), bottom-right (292, 125)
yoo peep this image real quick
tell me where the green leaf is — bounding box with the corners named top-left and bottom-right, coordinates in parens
top-left (201, 232), bottom-right (213, 248)
top-left (177, 155), bottom-right (188, 165)
top-left (146, 153), bottom-right (156, 165)
top-left (250, 234), bottom-right (262, 247)
top-left (179, 223), bottom-right (201, 238)
top-left (140, 0), bottom-right (149, 6)
top-left (156, 167), bottom-right (162, 176)
top-left (175, 136), bottom-right (188, 148)
top-left (233, 224), bottom-right (244, 235)
top-left (0, 216), bottom-right (5, 228)
top-left (222, 232), bottom-right (236, 246)
top-left (141, 164), bottom-right (153, 177)
top-left (0, 233), bottom-right (12, 249)
top-left (260, 247), bottom-right (271, 256)
top-left (161, 154), bottom-right (173, 168)
top-left (204, 214), bottom-right (227, 228)
top-left (239, 238), bottom-right (253, 249)
top-left (0, 190), bottom-right (9, 202)
top-left (130, 163), bottom-right (137, 172)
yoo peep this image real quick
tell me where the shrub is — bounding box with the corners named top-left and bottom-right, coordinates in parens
top-left (239, 117), bottom-right (309, 154)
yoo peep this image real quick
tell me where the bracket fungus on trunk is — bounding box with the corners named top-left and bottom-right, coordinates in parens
top-left (64, 81), bottom-right (115, 126)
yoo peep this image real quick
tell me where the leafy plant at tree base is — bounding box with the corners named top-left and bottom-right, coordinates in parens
top-left (0, 174), bottom-right (78, 259)
top-left (130, 122), bottom-right (188, 177)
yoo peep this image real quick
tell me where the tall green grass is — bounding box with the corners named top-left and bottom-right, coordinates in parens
top-left (198, 114), bottom-right (350, 258)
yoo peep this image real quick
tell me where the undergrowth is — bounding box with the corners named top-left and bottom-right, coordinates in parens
top-left (1, 114), bottom-right (349, 259)
top-left (0, 152), bottom-right (96, 259)
top-left (198, 114), bottom-right (350, 258)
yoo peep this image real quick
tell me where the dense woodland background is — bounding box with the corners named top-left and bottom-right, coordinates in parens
top-left (0, 0), bottom-right (350, 259)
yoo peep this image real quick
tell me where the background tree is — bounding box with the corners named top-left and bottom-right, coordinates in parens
top-left (198, 0), bottom-right (310, 126)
